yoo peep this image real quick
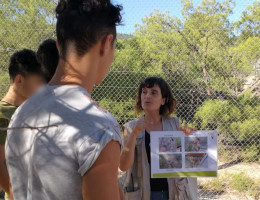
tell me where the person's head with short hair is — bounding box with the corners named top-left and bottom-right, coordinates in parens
top-left (135, 77), bottom-right (177, 117)
top-left (37, 39), bottom-right (59, 83)
top-left (52, 0), bottom-right (123, 91)
top-left (8, 49), bottom-right (44, 100)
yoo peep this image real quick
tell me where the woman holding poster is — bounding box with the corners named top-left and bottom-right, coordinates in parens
top-left (120, 77), bottom-right (197, 200)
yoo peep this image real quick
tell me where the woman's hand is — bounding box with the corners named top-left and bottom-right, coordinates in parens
top-left (180, 126), bottom-right (197, 135)
top-left (120, 116), bottom-right (149, 171)
top-left (133, 116), bottom-right (149, 136)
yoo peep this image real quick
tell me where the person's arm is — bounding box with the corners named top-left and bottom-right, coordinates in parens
top-left (119, 116), bottom-right (148, 172)
top-left (82, 140), bottom-right (121, 200)
top-left (0, 144), bottom-right (10, 194)
top-left (9, 184), bottom-right (14, 200)
top-left (119, 129), bottom-right (138, 172)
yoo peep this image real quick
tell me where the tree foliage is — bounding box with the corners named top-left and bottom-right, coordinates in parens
top-left (0, 0), bottom-right (259, 158)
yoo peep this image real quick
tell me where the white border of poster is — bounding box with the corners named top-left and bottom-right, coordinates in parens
top-left (150, 130), bottom-right (217, 178)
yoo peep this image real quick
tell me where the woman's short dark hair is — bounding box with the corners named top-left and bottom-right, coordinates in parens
top-left (55, 0), bottom-right (123, 59)
top-left (135, 77), bottom-right (177, 117)
top-left (37, 39), bottom-right (59, 82)
top-left (9, 49), bottom-right (42, 81)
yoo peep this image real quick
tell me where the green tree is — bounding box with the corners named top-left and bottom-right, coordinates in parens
top-left (234, 1), bottom-right (260, 40)
top-left (0, 0), bottom-right (56, 97)
top-left (229, 37), bottom-right (260, 94)
top-left (128, 0), bottom-right (252, 95)
top-left (180, 0), bottom-right (235, 95)
top-left (95, 0), bottom-right (259, 127)
top-left (194, 90), bottom-right (260, 161)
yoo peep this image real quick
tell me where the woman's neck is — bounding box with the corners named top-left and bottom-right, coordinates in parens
top-left (49, 57), bottom-right (97, 94)
top-left (144, 111), bottom-right (161, 124)
top-left (144, 111), bottom-right (163, 133)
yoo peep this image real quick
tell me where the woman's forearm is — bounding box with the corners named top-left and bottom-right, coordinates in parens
top-left (120, 117), bottom-right (147, 171)
top-left (119, 131), bottom-right (138, 172)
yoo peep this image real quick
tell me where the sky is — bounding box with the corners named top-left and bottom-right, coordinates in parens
top-left (114, 0), bottom-right (256, 34)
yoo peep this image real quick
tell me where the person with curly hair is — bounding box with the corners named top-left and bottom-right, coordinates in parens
top-left (5, 0), bottom-right (123, 199)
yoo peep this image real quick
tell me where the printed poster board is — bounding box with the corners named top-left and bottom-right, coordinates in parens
top-left (150, 130), bottom-right (217, 178)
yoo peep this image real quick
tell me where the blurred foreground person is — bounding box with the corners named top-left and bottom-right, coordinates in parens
top-left (6, 0), bottom-right (123, 200)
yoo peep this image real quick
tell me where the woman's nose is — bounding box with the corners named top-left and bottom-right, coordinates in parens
top-left (145, 93), bottom-right (152, 98)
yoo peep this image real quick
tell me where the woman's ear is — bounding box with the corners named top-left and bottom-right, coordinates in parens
top-left (100, 34), bottom-right (114, 57)
top-left (162, 98), bottom-right (166, 105)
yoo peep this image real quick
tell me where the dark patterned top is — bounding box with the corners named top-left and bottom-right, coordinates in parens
top-left (0, 101), bottom-right (18, 145)
top-left (145, 130), bottom-right (169, 192)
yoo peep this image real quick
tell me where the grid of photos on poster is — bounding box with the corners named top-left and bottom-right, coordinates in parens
top-left (158, 136), bottom-right (208, 169)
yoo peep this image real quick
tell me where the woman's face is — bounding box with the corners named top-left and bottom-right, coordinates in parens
top-left (141, 84), bottom-right (165, 114)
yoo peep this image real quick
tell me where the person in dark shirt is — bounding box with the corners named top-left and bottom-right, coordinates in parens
top-left (120, 77), bottom-right (197, 200)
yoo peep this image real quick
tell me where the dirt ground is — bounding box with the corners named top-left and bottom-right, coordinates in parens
top-left (118, 161), bottom-right (260, 199)
top-left (218, 161), bottom-right (260, 179)
top-left (2, 162), bottom-right (259, 200)
top-left (198, 161), bottom-right (260, 200)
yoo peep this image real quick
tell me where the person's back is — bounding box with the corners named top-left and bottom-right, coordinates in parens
top-left (6, 85), bottom-right (121, 199)
top-left (6, 0), bottom-right (123, 199)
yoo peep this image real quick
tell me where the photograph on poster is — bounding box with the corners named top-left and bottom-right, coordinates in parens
top-left (150, 130), bottom-right (218, 178)
top-left (159, 137), bottom-right (182, 152)
top-left (185, 137), bottom-right (208, 152)
top-left (159, 154), bottom-right (182, 169)
top-left (185, 153), bottom-right (208, 168)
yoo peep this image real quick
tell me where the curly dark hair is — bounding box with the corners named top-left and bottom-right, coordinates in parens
top-left (9, 49), bottom-right (42, 81)
top-left (135, 77), bottom-right (177, 117)
top-left (55, 0), bottom-right (123, 59)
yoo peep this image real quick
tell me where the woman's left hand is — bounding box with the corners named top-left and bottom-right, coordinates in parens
top-left (180, 126), bottom-right (197, 135)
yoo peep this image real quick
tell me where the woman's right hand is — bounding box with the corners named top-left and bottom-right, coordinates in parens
top-left (133, 116), bottom-right (148, 135)
top-left (120, 117), bottom-right (148, 172)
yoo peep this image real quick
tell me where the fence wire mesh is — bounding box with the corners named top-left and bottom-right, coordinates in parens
top-left (0, 0), bottom-right (260, 199)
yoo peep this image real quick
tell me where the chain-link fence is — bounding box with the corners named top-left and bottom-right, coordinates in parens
top-left (0, 0), bottom-right (260, 199)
